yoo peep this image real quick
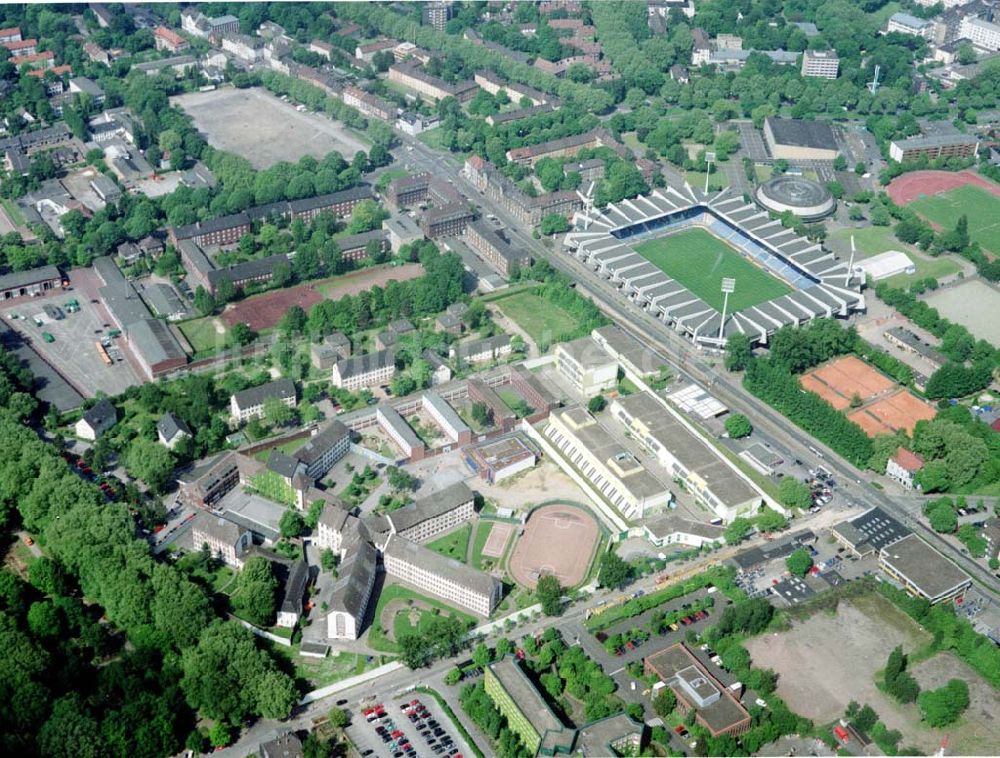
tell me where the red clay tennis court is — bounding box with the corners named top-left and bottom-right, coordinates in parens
top-left (508, 504), bottom-right (599, 590)
top-left (848, 389), bottom-right (936, 437)
top-left (800, 356), bottom-right (896, 410)
top-left (481, 522), bottom-right (514, 559)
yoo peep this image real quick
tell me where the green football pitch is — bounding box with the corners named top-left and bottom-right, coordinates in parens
top-left (908, 184), bottom-right (1000, 255)
top-left (633, 227), bottom-right (793, 312)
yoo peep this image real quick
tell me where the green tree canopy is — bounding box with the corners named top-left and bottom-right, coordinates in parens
top-left (785, 548), bottom-right (813, 577)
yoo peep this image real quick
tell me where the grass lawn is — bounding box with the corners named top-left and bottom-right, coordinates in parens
top-left (908, 184), bottom-right (1000, 255)
top-left (622, 132), bottom-right (644, 153)
top-left (417, 127), bottom-right (449, 152)
top-left (1, 198), bottom-right (26, 226)
top-left (495, 387), bottom-right (531, 417)
top-left (376, 167), bottom-right (409, 192)
top-left (273, 646), bottom-right (380, 690)
top-left (253, 437), bottom-right (307, 462)
top-left (368, 583), bottom-right (476, 652)
top-left (470, 521), bottom-right (494, 570)
top-left (178, 316), bottom-right (229, 354)
top-left (426, 524), bottom-right (471, 562)
top-left (494, 290), bottom-right (581, 346)
top-left (634, 227), bottom-right (793, 311)
top-left (683, 168), bottom-right (730, 191)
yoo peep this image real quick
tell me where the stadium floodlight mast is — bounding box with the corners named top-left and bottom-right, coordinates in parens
top-left (717, 277), bottom-right (736, 344)
top-left (704, 151), bottom-right (716, 194)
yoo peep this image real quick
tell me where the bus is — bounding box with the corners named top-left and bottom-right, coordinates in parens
top-left (95, 341), bottom-right (112, 365)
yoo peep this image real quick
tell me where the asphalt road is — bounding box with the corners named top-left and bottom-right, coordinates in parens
top-left (393, 131), bottom-right (1000, 603)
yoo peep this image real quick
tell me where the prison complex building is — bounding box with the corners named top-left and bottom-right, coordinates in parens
top-left (177, 452), bottom-right (241, 508)
top-left (385, 481), bottom-right (475, 544)
top-left (611, 393), bottom-right (760, 523)
top-left (331, 349), bottom-right (396, 390)
top-left (382, 533), bottom-right (502, 616)
top-left (545, 405), bottom-right (672, 520)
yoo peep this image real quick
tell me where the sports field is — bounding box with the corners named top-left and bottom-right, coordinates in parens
top-left (909, 184), bottom-right (1000, 255)
top-left (634, 227), bottom-right (793, 312)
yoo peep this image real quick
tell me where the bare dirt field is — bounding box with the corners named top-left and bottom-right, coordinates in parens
top-left (925, 280), bottom-right (1000, 345)
top-left (221, 285), bottom-right (324, 332)
top-left (848, 389), bottom-right (936, 437)
top-left (800, 355), bottom-right (896, 410)
top-left (508, 503), bottom-right (599, 589)
top-left (746, 593), bottom-right (963, 753)
top-left (912, 651), bottom-right (1000, 756)
top-left (475, 458), bottom-right (589, 511)
top-left (172, 87), bottom-right (369, 169)
top-left (220, 263), bottom-right (424, 331)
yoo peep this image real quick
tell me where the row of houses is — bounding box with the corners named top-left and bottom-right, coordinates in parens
top-left (464, 155), bottom-right (583, 228)
top-left (170, 185), bottom-right (374, 248)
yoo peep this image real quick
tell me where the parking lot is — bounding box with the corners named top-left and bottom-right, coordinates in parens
top-left (0, 267), bottom-right (140, 397)
top-left (350, 694), bottom-right (474, 758)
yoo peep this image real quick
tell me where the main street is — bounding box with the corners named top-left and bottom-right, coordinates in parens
top-left (394, 132), bottom-right (1000, 602)
top-left (217, 512), bottom-right (810, 758)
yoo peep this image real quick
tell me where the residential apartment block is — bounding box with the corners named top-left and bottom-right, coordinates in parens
top-left (463, 156), bottom-right (582, 227)
top-left (465, 220), bottom-right (532, 277)
top-left (387, 60), bottom-right (478, 103)
top-left (421, 202), bottom-right (474, 238)
top-left (505, 128), bottom-right (628, 166)
top-left (889, 131), bottom-right (978, 163)
top-left (800, 49), bottom-right (839, 78)
top-left (886, 448), bottom-right (925, 490)
top-left (342, 84), bottom-right (396, 121)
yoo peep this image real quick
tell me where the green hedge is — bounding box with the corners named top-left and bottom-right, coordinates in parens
top-left (415, 686), bottom-right (485, 758)
top-left (587, 566), bottom-right (736, 631)
top-left (743, 359), bottom-right (873, 467)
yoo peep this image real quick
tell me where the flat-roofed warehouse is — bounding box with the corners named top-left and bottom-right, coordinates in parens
top-left (610, 393), bottom-right (761, 523)
top-left (878, 533), bottom-right (971, 604)
top-left (763, 117), bottom-right (839, 161)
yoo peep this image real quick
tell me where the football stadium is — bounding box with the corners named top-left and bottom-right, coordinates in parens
top-left (562, 184), bottom-right (865, 347)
